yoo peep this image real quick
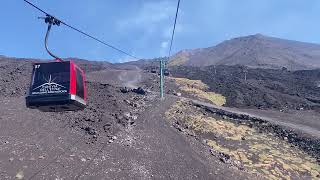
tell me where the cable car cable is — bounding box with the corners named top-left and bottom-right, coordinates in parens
top-left (23, 0), bottom-right (138, 59)
top-left (160, 0), bottom-right (181, 98)
top-left (168, 0), bottom-right (181, 59)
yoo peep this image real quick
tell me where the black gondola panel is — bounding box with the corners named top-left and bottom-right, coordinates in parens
top-left (26, 61), bottom-right (86, 112)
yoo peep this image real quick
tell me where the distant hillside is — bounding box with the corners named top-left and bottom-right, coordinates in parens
top-left (170, 65), bottom-right (320, 110)
top-left (0, 55), bottom-right (113, 72)
top-left (169, 34), bottom-right (320, 70)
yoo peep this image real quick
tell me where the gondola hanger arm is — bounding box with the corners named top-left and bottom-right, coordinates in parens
top-left (39, 15), bottom-right (63, 62)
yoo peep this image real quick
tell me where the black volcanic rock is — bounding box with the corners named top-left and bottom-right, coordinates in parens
top-left (170, 65), bottom-right (320, 110)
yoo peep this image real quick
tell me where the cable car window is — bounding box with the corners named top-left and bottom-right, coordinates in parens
top-left (76, 68), bottom-right (84, 99)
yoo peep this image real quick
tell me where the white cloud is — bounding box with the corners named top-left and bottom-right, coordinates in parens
top-left (162, 26), bottom-right (172, 39)
top-left (114, 0), bottom-right (188, 58)
top-left (164, 22), bottom-right (185, 36)
top-left (161, 41), bottom-right (168, 49)
top-left (117, 55), bottom-right (136, 63)
top-left (89, 46), bottom-right (104, 60)
top-left (116, 1), bottom-right (175, 32)
top-left (160, 41), bottom-right (169, 56)
top-left (115, 1), bottom-right (180, 58)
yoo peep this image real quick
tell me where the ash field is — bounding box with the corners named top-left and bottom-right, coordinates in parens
top-left (0, 54), bottom-right (319, 179)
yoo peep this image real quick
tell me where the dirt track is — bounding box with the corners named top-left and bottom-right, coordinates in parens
top-left (192, 100), bottom-right (320, 139)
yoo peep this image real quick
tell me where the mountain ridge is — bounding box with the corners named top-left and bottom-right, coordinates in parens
top-left (169, 34), bottom-right (320, 70)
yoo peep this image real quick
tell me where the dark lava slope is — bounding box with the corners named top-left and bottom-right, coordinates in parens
top-left (170, 65), bottom-right (320, 111)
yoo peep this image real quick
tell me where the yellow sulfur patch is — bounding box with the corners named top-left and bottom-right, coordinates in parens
top-left (166, 100), bottom-right (320, 179)
top-left (168, 56), bottom-right (190, 66)
top-left (171, 77), bottom-right (226, 106)
top-left (185, 114), bottom-right (254, 141)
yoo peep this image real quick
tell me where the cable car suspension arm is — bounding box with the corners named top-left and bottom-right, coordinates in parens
top-left (40, 15), bottom-right (63, 62)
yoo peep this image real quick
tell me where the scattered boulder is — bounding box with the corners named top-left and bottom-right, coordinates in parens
top-left (38, 155), bottom-right (45, 159)
top-left (83, 127), bottom-right (96, 135)
top-left (124, 112), bottom-right (138, 120)
top-left (173, 121), bottom-right (184, 132)
top-left (120, 87), bottom-right (146, 95)
top-left (132, 87), bottom-right (146, 95)
top-left (15, 170), bottom-right (24, 180)
top-left (103, 123), bottom-right (112, 132)
top-left (218, 152), bottom-right (231, 163)
top-left (120, 87), bottom-right (131, 93)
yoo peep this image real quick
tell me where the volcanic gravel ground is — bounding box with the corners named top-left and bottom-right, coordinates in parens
top-left (0, 59), bottom-right (34, 97)
top-left (170, 65), bottom-right (320, 111)
top-left (1, 56), bottom-right (320, 179)
top-left (76, 96), bottom-right (253, 180)
top-left (59, 81), bottom-right (148, 143)
top-left (0, 58), bottom-right (257, 179)
top-left (0, 58), bottom-right (158, 178)
top-left (137, 70), bottom-right (320, 159)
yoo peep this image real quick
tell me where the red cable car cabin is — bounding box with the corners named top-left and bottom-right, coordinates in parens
top-left (26, 61), bottom-right (86, 112)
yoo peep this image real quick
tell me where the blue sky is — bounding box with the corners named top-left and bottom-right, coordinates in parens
top-left (1, 0), bottom-right (320, 63)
